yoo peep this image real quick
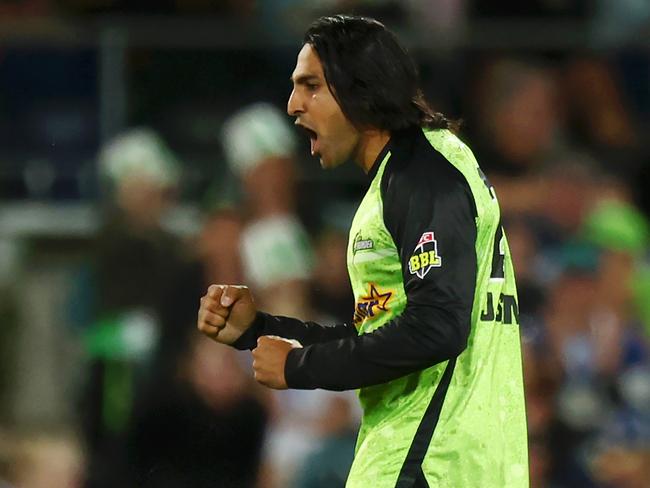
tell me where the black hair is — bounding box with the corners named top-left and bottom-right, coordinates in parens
top-left (304, 14), bottom-right (456, 132)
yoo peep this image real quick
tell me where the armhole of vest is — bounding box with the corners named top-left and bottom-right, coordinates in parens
top-left (379, 156), bottom-right (399, 249)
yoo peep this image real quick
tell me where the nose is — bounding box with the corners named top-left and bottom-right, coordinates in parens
top-left (287, 88), bottom-right (304, 117)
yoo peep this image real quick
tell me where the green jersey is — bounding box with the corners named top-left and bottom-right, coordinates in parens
top-left (235, 127), bottom-right (528, 487)
top-left (345, 128), bottom-right (527, 486)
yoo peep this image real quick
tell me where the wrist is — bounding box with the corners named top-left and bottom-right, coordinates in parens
top-left (232, 311), bottom-right (267, 350)
top-left (284, 346), bottom-right (314, 390)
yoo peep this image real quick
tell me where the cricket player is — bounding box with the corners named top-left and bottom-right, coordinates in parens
top-left (198, 15), bottom-right (528, 487)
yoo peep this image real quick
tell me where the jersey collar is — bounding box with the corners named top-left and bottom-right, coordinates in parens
top-left (367, 136), bottom-right (392, 180)
top-left (367, 126), bottom-right (421, 180)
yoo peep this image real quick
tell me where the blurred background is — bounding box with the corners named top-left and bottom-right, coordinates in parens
top-left (0, 1), bottom-right (649, 487)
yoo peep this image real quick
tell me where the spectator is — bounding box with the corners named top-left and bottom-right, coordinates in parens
top-left (540, 200), bottom-right (650, 486)
top-left (79, 127), bottom-right (185, 487)
top-left (222, 102), bottom-right (314, 319)
top-left (468, 58), bottom-right (571, 217)
top-left (83, 200), bottom-right (269, 487)
top-left (123, 336), bottom-right (268, 488)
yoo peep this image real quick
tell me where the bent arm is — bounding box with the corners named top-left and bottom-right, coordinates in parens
top-left (232, 312), bottom-right (357, 349)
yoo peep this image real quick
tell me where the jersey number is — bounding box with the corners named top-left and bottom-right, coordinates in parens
top-left (491, 224), bottom-right (505, 279)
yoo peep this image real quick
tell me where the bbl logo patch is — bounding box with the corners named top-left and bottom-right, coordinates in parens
top-left (353, 283), bottom-right (392, 327)
top-left (408, 231), bottom-right (442, 279)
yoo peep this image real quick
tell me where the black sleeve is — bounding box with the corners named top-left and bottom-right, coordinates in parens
top-left (232, 312), bottom-right (357, 350)
top-left (284, 150), bottom-right (478, 391)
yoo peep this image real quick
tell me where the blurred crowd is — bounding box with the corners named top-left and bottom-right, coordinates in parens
top-left (463, 56), bottom-right (650, 487)
top-left (1, 1), bottom-right (650, 488)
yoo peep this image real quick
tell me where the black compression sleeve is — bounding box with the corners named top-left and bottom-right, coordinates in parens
top-left (232, 312), bottom-right (357, 350)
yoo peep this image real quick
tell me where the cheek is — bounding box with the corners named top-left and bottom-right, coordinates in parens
top-left (321, 104), bottom-right (351, 140)
top-left (312, 94), bottom-right (359, 162)
top-left (316, 93), bottom-right (343, 128)
top-left (331, 115), bottom-right (358, 152)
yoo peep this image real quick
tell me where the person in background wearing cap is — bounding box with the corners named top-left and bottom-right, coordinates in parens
top-left (221, 102), bottom-right (314, 321)
top-left (93, 127), bottom-right (183, 322)
top-left (199, 15), bottom-right (527, 487)
top-left (79, 127), bottom-right (186, 488)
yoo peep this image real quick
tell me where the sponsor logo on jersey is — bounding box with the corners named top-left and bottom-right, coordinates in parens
top-left (353, 283), bottom-right (392, 327)
top-left (353, 231), bottom-right (374, 254)
top-left (408, 231), bottom-right (442, 279)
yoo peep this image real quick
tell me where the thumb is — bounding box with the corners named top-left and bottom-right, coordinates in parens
top-left (207, 284), bottom-right (225, 300)
top-left (220, 285), bottom-right (248, 307)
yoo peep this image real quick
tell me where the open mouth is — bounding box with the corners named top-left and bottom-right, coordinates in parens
top-left (297, 124), bottom-right (319, 156)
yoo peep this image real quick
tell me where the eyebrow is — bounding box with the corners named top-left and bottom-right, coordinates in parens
top-left (290, 74), bottom-right (320, 85)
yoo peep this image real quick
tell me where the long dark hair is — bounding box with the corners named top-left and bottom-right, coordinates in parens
top-left (304, 15), bottom-right (456, 132)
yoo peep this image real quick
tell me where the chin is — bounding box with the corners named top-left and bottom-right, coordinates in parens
top-left (318, 155), bottom-right (331, 169)
top-left (319, 153), bottom-right (344, 170)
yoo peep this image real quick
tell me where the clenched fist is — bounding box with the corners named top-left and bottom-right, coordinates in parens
top-left (197, 284), bottom-right (257, 345)
top-left (252, 335), bottom-right (303, 389)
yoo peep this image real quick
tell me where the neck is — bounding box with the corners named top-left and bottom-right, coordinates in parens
top-left (355, 129), bottom-right (391, 174)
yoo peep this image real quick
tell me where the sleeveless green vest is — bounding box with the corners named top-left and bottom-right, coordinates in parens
top-left (345, 129), bottom-right (528, 487)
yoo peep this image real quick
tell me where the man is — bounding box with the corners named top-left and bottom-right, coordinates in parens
top-left (198, 15), bottom-right (528, 487)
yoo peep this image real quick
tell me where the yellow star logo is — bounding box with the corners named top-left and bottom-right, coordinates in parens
top-left (361, 284), bottom-right (392, 311)
top-left (354, 284), bottom-right (392, 326)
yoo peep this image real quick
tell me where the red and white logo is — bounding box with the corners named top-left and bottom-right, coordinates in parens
top-left (408, 231), bottom-right (442, 279)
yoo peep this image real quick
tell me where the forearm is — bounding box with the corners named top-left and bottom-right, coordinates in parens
top-left (232, 311), bottom-right (357, 350)
top-left (284, 304), bottom-right (470, 391)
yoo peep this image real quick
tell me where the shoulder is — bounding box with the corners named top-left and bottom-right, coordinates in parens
top-left (381, 128), bottom-right (474, 211)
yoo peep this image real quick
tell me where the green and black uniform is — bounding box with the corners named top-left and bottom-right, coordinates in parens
top-left (234, 127), bottom-right (528, 487)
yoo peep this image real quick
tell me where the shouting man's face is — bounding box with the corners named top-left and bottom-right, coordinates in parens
top-left (288, 44), bottom-right (361, 169)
